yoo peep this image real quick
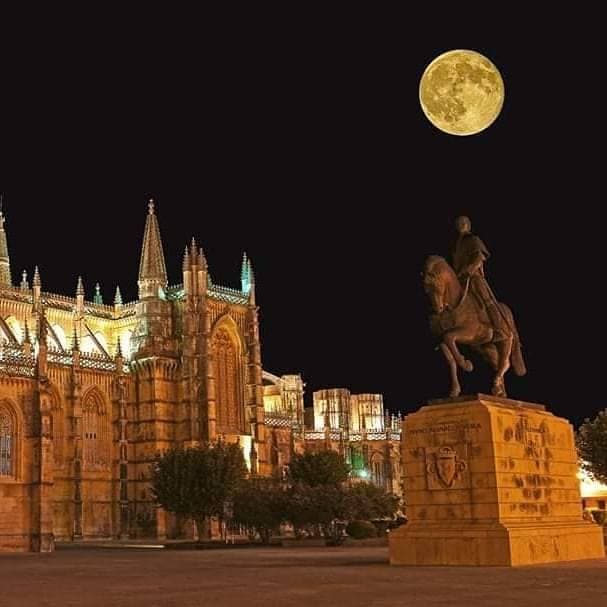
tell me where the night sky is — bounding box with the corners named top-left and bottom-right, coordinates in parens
top-left (1, 11), bottom-right (604, 426)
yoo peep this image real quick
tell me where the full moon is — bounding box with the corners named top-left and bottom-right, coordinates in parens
top-left (419, 49), bottom-right (504, 136)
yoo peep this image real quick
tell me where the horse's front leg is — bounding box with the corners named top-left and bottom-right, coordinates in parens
top-left (440, 343), bottom-right (461, 397)
top-left (492, 334), bottom-right (513, 397)
top-left (443, 329), bottom-right (475, 372)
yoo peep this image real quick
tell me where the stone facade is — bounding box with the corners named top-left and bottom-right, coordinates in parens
top-left (0, 202), bottom-right (401, 552)
top-left (301, 389), bottom-right (401, 494)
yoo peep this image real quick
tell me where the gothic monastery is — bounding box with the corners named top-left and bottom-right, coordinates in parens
top-left (0, 201), bottom-right (401, 551)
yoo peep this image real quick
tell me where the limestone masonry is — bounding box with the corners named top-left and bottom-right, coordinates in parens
top-left (389, 395), bottom-right (605, 566)
top-left (0, 202), bottom-right (401, 551)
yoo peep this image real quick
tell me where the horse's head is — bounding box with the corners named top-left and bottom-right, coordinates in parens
top-left (423, 255), bottom-right (457, 314)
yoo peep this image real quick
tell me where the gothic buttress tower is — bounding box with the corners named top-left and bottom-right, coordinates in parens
top-left (130, 200), bottom-right (179, 539)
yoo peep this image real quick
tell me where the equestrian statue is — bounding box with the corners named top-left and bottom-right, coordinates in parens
top-left (423, 216), bottom-right (526, 398)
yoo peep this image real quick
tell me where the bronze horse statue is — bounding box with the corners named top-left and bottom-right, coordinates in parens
top-left (423, 255), bottom-right (526, 398)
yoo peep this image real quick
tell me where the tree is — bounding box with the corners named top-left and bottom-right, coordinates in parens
top-left (283, 450), bottom-right (400, 545)
top-left (232, 477), bottom-right (287, 543)
top-left (285, 483), bottom-right (349, 543)
top-left (288, 450), bottom-right (350, 487)
top-left (577, 410), bottom-right (607, 484)
top-left (345, 482), bottom-right (400, 521)
top-left (151, 442), bottom-right (247, 539)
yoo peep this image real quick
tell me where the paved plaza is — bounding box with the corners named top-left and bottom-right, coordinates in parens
top-left (1, 545), bottom-right (606, 607)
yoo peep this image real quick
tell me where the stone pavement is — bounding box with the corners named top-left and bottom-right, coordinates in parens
top-left (0, 545), bottom-right (606, 607)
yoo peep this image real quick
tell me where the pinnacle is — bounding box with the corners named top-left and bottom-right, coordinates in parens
top-left (138, 199), bottom-right (168, 293)
top-left (190, 237), bottom-right (198, 261)
top-left (76, 276), bottom-right (84, 296)
top-left (94, 282), bottom-right (103, 305)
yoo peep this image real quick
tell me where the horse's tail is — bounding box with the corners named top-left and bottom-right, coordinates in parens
top-left (511, 330), bottom-right (527, 376)
top-left (502, 304), bottom-right (527, 376)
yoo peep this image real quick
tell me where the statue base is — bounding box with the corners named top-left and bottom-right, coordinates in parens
top-left (389, 395), bottom-right (605, 566)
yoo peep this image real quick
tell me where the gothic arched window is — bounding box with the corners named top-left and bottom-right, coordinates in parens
top-left (371, 454), bottom-right (384, 489)
top-left (0, 403), bottom-right (15, 478)
top-left (212, 326), bottom-right (243, 434)
top-left (83, 390), bottom-right (110, 469)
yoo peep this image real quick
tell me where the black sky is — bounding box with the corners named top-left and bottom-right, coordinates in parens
top-left (1, 9), bottom-right (604, 425)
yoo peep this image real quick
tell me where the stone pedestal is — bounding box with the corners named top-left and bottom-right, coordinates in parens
top-left (389, 395), bottom-right (605, 566)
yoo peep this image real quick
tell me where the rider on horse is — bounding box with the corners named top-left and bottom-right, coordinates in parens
top-left (453, 216), bottom-right (507, 341)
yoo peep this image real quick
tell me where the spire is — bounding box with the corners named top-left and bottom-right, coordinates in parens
top-left (114, 286), bottom-right (123, 306)
top-left (20, 270), bottom-right (29, 290)
top-left (138, 198), bottom-right (168, 298)
top-left (33, 266), bottom-right (41, 287)
top-left (94, 283), bottom-right (103, 305)
top-left (189, 236), bottom-right (199, 265)
top-left (241, 252), bottom-right (250, 293)
top-left (0, 196), bottom-right (12, 287)
top-left (115, 335), bottom-right (123, 359)
top-left (199, 247), bottom-right (207, 270)
top-left (76, 276), bottom-right (84, 296)
top-left (182, 246), bottom-right (191, 271)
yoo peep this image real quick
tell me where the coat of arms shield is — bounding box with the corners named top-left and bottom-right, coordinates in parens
top-left (425, 445), bottom-right (467, 490)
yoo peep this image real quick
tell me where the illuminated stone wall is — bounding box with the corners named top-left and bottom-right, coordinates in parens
top-left (0, 203), bottom-right (402, 552)
top-left (0, 203), bottom-right (269, 550)
top-left (261, 381), bottom-right (402, 496)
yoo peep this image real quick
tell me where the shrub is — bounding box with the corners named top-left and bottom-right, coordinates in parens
top-left (346, 520), bottom-right (377, 539)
